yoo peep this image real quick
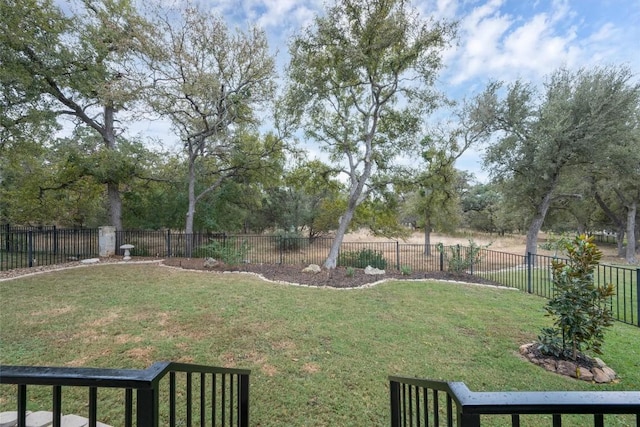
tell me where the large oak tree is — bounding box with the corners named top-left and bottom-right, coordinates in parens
top-left (286, 0), bottom-right (455, 269)
top-left (475, 66), bottom-right (640, 256)
top-left (146, 6), bottom-right (280, 240)
top-left (1, 0), bottom-right (152, 229)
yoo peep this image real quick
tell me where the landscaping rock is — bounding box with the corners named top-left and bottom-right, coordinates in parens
top-left (364, 265), bottom-right (385, 275)
top-left (556, 360), bottom-right (578, 378)
top-left (577, 368), bottom-right (594, 381)
top-left (80, 258), bottom-right (100, 264)
top-left (519, 342), bottom-right (617, 383)
top-left (302, 264), bottom-right (322, 274)
top-left (203, 257), bottom-right (220, 268)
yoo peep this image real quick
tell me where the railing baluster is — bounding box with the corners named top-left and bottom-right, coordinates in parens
top-left (186, 372), bottom-right (193, 427)
top-left (170, 371), bottom-right (176, 427)
top-left (511, 413), bottom-right (520, 427)
top-left (53, 385), bottom-right (62, 427)
top-left (415, 386), bottom-right (420, 427)
top-left (446, 393), bottom-right (453, 427)
top-left (553, 413), bottom-right (561, 427)
top-left (423, 385), bottom-right (428, 427)
top-left (125, 388), bottom-right (132, 427)
top-left (594, 413), bottom-right (604, 427)
top-left (433, 389), bottom-right (439, 426)
top-left (89, 386), bottom-right (97, 427)
top-left (230, 374), bottom-right (234, 427)
top-left (17, 384), bottom-right (27, 427)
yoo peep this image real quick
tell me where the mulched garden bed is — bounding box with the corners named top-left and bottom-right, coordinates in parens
top-left (161, 258), bottom-right (505, 288)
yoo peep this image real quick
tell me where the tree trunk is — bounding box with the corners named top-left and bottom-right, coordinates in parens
top-left (323, 206), bottom-right (357, 270)
top-left (616, 226), bottom-right (626, 257)
top-left (423, 215), bottom-right (431, 256)
top-left (107, 183), bottom-right (122, 231)
top-left (524, 190), bottom-right (554, 256)
top-left (185, 154), bottom-right (197, 257)
top-left (103, 105), bottom-right (122, 230)
top-left (593, 190), bottom-right (626, 256)
top-left (625, 200), bottom-right (637, 264)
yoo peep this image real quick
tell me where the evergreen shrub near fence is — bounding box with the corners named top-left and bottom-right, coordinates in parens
top-left (2, 226), bottom-right (638, 328)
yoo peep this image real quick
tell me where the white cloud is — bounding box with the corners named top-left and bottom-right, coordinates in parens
top-left (447, 0), bottom-right (585, 85)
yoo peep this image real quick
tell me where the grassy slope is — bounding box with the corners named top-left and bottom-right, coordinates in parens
top-left (1, 264), bottom-right (638, 426)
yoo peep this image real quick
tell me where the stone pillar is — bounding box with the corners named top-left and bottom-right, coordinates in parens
top-left (99, 226), bottom-right (116, 257)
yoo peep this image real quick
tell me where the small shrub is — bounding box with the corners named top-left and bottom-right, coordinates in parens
top-left (400, 265), bottom-right (412, 276)
top-left (538, 235), bottom-right (615, 360)
top-left (346, 267), bottom-right (355, 277)
top-left (195, 238), bottom-right (250, 266)
top-left (338, 248), bottom-right (387, 269)
top-left (439, 240), bottom-right (487, 274)
top-left (273, 230), bottom-right (307, 252)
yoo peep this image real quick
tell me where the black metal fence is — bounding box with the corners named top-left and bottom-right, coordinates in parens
top-left (0, 225), bottom-right (98, 271)
top-left (0, 362), bottom-right (250, 427)
top-left (2, 227), bottom-right (638, 327)
top-left (389, 375), bottom-right (640, 427)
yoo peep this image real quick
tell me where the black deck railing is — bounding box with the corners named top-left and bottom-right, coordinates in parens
top-left (389, 376), bottom-right (640, 427)
top-left (0, 362), bottom-right (250, 427)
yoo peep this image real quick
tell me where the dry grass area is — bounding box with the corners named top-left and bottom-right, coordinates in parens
top-left (342, 229), bottom-right (628, 265)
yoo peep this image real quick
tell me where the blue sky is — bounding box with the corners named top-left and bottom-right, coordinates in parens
top-left (138, 0), bottom-right (640, 182)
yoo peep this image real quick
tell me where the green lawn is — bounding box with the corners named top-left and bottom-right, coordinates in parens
top-left (1, 264), bottom-right (639, 426)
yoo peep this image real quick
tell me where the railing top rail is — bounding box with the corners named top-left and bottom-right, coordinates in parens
top-left (0, 362), bottom-right (170, 389)
top-left (390, 376), bottom-right (640, 415)
top-left (0, 362), bottom-right (250, 389)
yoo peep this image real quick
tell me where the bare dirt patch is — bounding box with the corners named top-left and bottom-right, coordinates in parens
top-left (302, 362), bottom-right (320, 374)
top-left (125, 347), bottom-right (155, 365)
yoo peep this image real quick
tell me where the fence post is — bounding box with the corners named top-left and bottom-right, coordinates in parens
top-left (389, 380), bottom-right (400, 427)
top-left (136, 388), bottom-right (158, 427)
top-left (440, 248), bottom-right (444, 271)
top-left (239, 373), bottom-right (250, 427)
top-left (27, 230), bottom-right (33, 268)
top-left (527, 252), bottom-right (532, 294)
top-left (396, 241), bottom-right (400, 271)
top-left (636, 268), bottom-right (640, 327)
top-left (167, 230), bottom-right (172, 258)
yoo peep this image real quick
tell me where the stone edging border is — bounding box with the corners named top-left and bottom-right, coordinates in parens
top-left (0, 259), bottom-right (520, 292)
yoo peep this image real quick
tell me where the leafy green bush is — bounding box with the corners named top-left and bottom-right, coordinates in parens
top-left (194, 238), bottom-right (250, 266)
top-left (272, 230), bottom-right (307, 252)
top-left (400, 265), bottom-right (412, 276)
top-left (346, 267), bottom-right (355, 277)
top-left (338, 248), bottom-right (387, 269)
top-left (538, 235), bottom-right (615, 360)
